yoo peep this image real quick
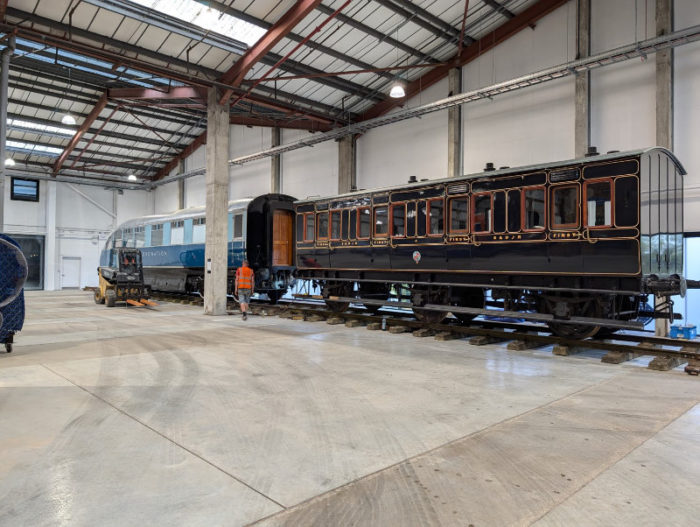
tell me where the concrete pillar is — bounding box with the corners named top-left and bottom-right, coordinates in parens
top-left (44, 181), bottom-right (57, 290)
top-left (177, 160), bottom-right (185, 209)
top-left (338, 135), bottom-right (356, 194)
top-left (574, 0), bottom-right (591, 158)
top-left (271, 127), bottom-right (281, 193)
top-left (0, 36), bottom-right (15, 232)
top-left (203, 87), bottom-right (230, 316)
top-left (656, 0), bottom-right (674, 337)
top-left (448, 67), bottom-right (462, 178)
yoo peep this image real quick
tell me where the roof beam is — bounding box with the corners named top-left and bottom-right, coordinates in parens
top-left (153, 132), bottom-right (207, 182)
top-left (0, 0), bottom-right (7, 22)
top-left (52, 93), bottom-right (108, 175)
top-left (220, 0), bottom-right (323, 88)
top-left (108, 86), bottom-right (207, 102)
top-left (374, 0), bottom-right (474, 45)
top-left (359, 0), bottom-right (567, 121)
top-left (482, 0), bottom-right (516, 19)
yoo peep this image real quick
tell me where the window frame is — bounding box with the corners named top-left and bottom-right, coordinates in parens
top-left (521, 185), bottom-right (547, 233)
top-left (316, 211), bottom-right (329, 241)
top-left (357, 206), bottom-right (371, 240)
top-left (390, 202), bottom-right (407, 238)
top-left (427, 198), bottom-right (445, 237)
top-left (11, 177), bottom-right (40, 202)
top-left (329, 209), bottom-right (342, 241)
top-left (550, 184), bottom-right (580, 229)
top-left (583, 178), bottom-right (614, 229)
top-left (448, 195), bottom-right (469, 234)
top-left (303, 212), bottom-right (315, 242)
top-left (471, 192), bottom-right (493, 234)
top-left (373, 205), bottom-right (389, 238)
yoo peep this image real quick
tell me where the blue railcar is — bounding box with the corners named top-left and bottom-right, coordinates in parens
top-left (101, 194), bottom-right (296, 302)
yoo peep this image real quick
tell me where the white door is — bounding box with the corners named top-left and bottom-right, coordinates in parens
top-left (61, 257), bottom-right (81, 289)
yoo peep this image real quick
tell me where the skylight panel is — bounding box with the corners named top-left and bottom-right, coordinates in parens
top-left (7, 140), bottom-right (64, 157)
top-left (7, 119), bottom-right (76, 136)
top-left (130, 0), bottom-right (266, 47)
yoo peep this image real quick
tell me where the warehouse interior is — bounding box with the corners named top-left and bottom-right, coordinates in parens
top-left (1, 1), bottom-right (700, 525)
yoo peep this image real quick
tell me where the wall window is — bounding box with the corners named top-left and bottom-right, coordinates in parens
top-left (303, 213), bottom-right (315, 241)
top-left (330, 210), bottom-right (341, 240)
top-left (449, 197), bottom-right (468, 233)
top-left (193, 217), bottom-right (206, 243)
top-left (317, 211), bottom-right (329, 240)
top-left (11, 177), bottom-right (39, 202)
top-left (134, 226), bottom-right (146, 247)
top-left (428, 199), bottom-right (444, 236)
top-left (585, 181), bottom-right (612, 227)
top-left (233, 214), bottom-right (244, 238)
top-left (151, 224), bottom-right (164, 246)
top-left (507, 190), bottom-right (521, 232)
top-left (552, 185), bottom-right (579, 228)
top-left (391, 203), bottom-right (406, 237)
top-left (358, 207), bottom-right (371, 239)
top-left (170, 220), bottom-right (185, 244)
top-left (472, 193), bottom-right (492, 233)
top-left (523, 187), bottom-right (545, 231)
top-left (374, 206), bottom-right (388, 237)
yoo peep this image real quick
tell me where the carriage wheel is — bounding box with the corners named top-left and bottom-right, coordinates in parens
top-left (411, 285), bottom-right (448, 324)
top-left (546, 295), bottom-right (602, 339)
top-left (450, 287), bottom-right (485, 325)
top-left (358, 282), bottom-right (391, 314)
top-left (323, 281), bottom-right (352, 313)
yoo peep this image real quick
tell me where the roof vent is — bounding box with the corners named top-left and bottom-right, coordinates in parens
top-left (499, 166), bottom-right (510, 169)
top-left (484, 162), bottom-right (495, 171)
top-left (408, 175), bottom-right (417, 183)
top-left (420, 178), bottom-right (429, 181)
top-left (606, 150), bottom-right (620, 154)
top-left (585, 146), bottom-right (599, 157)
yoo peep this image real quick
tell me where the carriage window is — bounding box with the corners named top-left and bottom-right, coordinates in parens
top-left (170, 220), bottom-right (184, 244)
top-left (428, 199), bottom-right (444, 235)
top-left (342, 210), bottom-right (350, 240)
top-left (391, 203), bottom-right (406, 237)
top-left (192, 217), bottom-right (206, 243)
top-left (374, 206), bottom-right (388, 237)
top-left (123, 228), bottom-right (135, 248)
top-left (150, 224), bottom-right (163, 246)
top-left (507, 190), bottom-right (521, 232)
top-left (330, 210), bottom-right (341, 240)
top-left (233, 214), bottom-right (244, 238)
top-left (417, 201), bottom-right (427, 237)
top-left (317, 211), bottom-right (329, 240)
top-left (585, 181), bottom-right (612, 227)
top-left (524, 187), bottom-right (545, 230)
top-left (304, 213), bottom-right (315, 241)
top-left (493, 192), bottom-right (506, 233)
top-left (134, 226), bottom-right (146, 248)
top-left (449, 197), bottom-right (468, 233)
top-left (358, 207), bottom-right (371, 239)
top-left (472, 193), bottom-right (492, 233)
top-left (552, 185), bottom-right (579, 228)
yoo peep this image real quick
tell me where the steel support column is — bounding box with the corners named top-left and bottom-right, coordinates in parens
top-left (656, 0), bottom-right (674, 337)
top-left (203, 87), bottom-right (230, 316)
top-left (338, 135), bottom-right (356, 194)
top-left (574, 0), bottom-right (591, 158)
top-left (448, 67), bottom-right (463, 178)
top-left (271, 127), bottom-right (281, 193)
top-left (0, 35), bottom-right (14, 232)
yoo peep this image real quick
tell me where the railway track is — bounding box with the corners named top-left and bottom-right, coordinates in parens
top-left (149, 291), bottom-right (700, 376)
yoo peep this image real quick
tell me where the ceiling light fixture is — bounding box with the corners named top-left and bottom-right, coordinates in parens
top-left (127, 174), bottom-right (138, 181)
top-left (4, 157), bottom-right (16, 167)
top-left (61, 114), bottom-right (77, 126)
top-left (389, 81), bottom-right (406, 98)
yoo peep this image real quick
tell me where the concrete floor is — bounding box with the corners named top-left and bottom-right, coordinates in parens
top-left (1, 291), bottom-right (698, 526)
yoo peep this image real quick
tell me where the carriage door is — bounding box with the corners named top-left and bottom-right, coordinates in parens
top-left (272, 210), bottom-right (293, 266)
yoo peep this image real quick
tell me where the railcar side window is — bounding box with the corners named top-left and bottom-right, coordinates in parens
top-left (449, 197), bottom-right (468, 233)
top-left (551, 185), bottom-right (579, 228)
top-left (585, 181), bottom-right (612, 227)
top-left (523, 187), bottom-right (545, 230)
top-left (330, 210), bottom-right (341, 240)
top-left (233, 214), bottom-right (244, 238)
top-left (428, 199), bottom-right (444, 235)
top-left (472, 193), bottom-right (492, 233)
top-left (192, 217), bottom-right (206, 243)
top-left (134, 226), bottom-right (146, 247)
top-left (374, 206), bottom-right (389, 237)
top-left (342, 210), bottom-right (350, 239)
top-left (391, 203), bottom-right (406, 237)
top-left (507, 190), bottom-right (521, 232)
top-left (151, 224), bottom-right (163, 246)
top-left (171, 220), bottom-right (184, 244)
top-left (123, 228), bottom-right (135, 248)
top-left (358, 207), bottom-right (371, 239)
top-left (114, 230), bottom-right (123, 248)
top-left (304, 213), bottom-right (315, 241)
top-left (417, 201), bottom-right (427, 237)
top-left (493, 192), bottom-right (506, 233)
top-left (317, 211), bottom-right (329, 240)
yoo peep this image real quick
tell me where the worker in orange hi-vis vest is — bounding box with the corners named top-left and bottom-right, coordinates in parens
top-left (235, 259), bottom-right (255, 320)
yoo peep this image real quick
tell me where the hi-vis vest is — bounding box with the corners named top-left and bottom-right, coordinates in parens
top-left (236, 266), bottom-right (254, 289)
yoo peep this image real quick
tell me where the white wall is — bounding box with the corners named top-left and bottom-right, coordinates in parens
top-left (282, 128), bottom-right (337, 199)
top-left (154, 180), bottom-right (179, 214)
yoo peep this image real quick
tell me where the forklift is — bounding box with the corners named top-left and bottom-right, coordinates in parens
top-left (94, 247), bottom-right (156, 308)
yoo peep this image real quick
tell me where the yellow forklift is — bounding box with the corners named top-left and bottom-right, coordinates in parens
top-left (94, 248), bottom-right (157, 308)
